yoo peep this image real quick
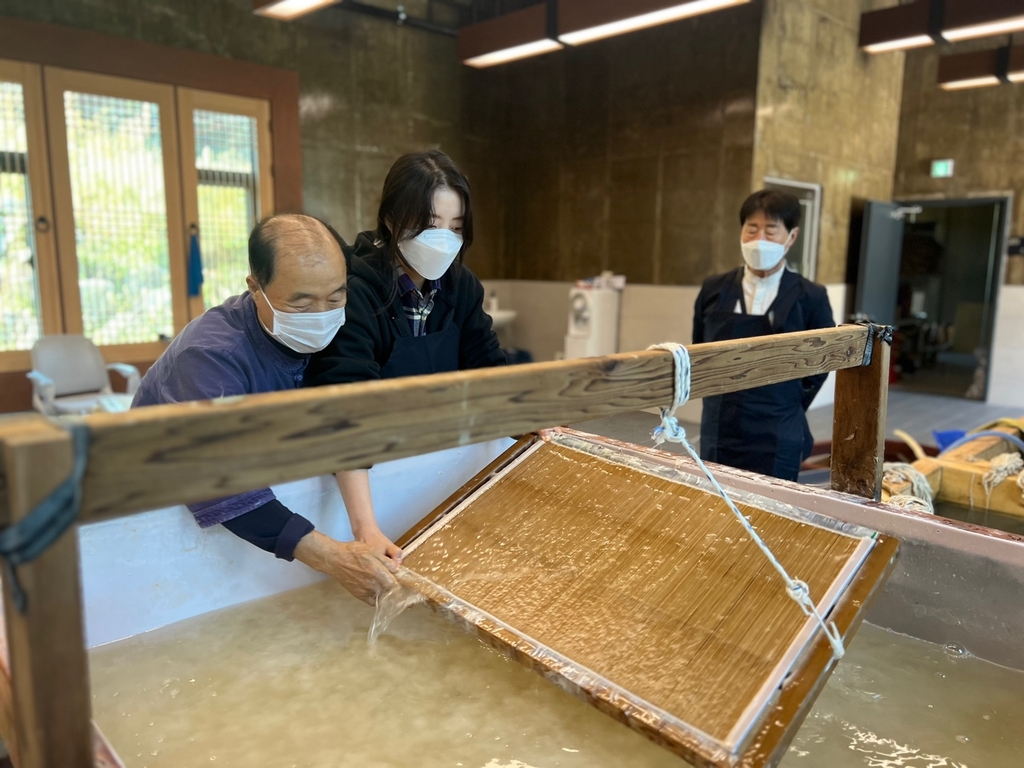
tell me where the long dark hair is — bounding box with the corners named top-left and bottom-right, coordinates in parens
top-left (376, 150), bottom-right (474, 277)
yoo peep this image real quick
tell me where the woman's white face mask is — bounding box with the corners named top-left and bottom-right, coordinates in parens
top-left (399, 229), bottom-right (463, 280)
top-left (260, 290), bottom-right (346, 354)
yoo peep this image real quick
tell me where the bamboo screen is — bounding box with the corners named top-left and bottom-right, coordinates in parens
top-left (193, 109), bottom-right (260, 309)
top-left (63, 91), bottom-right (173, 345)
top-left (403, 439), bottom-right (875, 759)
top-left (0, 80), bottom-right (40, 352)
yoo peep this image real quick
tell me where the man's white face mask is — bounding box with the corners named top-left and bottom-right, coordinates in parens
top-left (260, 290), bottom-right (346, 354)
top-left (741, 238), bottom-right (788, 272)
top-left (399, 228), bottom-right (463, 280)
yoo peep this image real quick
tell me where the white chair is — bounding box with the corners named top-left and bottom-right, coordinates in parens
top-left (27, 335), bottom-right (141, 416)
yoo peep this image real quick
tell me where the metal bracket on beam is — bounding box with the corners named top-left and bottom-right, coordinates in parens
top-left (329, 1), bottom-right (459, 36)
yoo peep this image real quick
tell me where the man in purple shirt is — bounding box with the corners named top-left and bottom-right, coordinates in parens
top-left (133, 214), bottom-right (397, 603)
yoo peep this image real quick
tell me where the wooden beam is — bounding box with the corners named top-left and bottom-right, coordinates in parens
top-left (831, 333), bottom-right (890, 499)
top-left (1, 421), bottom-right (92, 768)
top-left (0, 326), bottom-right (870, 526)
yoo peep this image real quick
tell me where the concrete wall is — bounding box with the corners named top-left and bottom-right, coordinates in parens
top-left (752, 0), bottom-right (905, 284)
top-left (464, 2), bottom-right (763, 285)
top-left (0, 0), bottom-right (465, 240)
top-left (894, 42), bottom-right (1024, 273)
top-left (989, 286), bottom-right (1024, 408)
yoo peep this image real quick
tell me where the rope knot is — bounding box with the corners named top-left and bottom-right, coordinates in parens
top-left (787, 579), bottom-right (811, 605)
top-left (652, 413), bottom-right (686, 446)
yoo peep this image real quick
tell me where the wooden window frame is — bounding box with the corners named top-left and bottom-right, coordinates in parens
top-left (0, 16), bottom-right (300, 383)
top-left (44, 66), bottom-right (189, 364)
top-left (0, 59), bottom-right (60, 373)
top-left (177, 88), bottom-right (274, 320)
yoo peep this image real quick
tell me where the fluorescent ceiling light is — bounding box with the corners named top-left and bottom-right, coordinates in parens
top-left (939, 76), bottom-right (1001, 91)
top-left (464, 39), bottom-right (563, 68)
top-left (863, 35), bottom-right (934, 54)
top-left (559, 0), bottom-right (748, 46)
top-left (943, 14), bottom-right (1024, 41)
top-left (253, 0), bottom-right (338, 20)
top-left (1007, 71), bottom-right (1024, 82)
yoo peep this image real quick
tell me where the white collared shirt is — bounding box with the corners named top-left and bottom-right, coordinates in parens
top-left (735, 265), bottom-right (786, 316)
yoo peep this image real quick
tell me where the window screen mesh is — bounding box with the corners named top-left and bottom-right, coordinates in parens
top-left (0, 81), bottom-right (41, 352)
top-left (194, 109), bottom-right (260, 309)
top-left (64, 91), bottom-right (173, 346)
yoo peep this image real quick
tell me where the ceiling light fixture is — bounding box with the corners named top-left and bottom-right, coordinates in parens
top-left (459, 3), bottom-right (562, 68)
top-left (937, 45), bottom-right (1024, 90)
top-left (252, 0), bottom-right (339, 20)
top-left (859, 1), bottom-right (942, 54)
top-left (943, 0), bottom-right (1024, 41)
top-left (557, 0), bottom-right (750, 47)
top-left (862, 0), bottom-right (1024, 54)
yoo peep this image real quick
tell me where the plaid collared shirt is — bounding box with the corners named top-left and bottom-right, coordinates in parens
top-left (397, 270), bottom-right (440, 337)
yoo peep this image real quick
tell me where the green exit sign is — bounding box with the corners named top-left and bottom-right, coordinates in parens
top-left (931, 159), bottom-right (954, 178)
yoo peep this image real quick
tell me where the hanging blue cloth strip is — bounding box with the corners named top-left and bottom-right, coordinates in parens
top-left (188, 227), bottom-right (204, 298)
top-left (0, 423), bottom-right (90, 613)
top-left (939, 430), bottom-right (1024, 456)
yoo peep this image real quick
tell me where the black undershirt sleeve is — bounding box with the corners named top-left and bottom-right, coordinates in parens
top-left (221, 499), bottom-right (315, 562)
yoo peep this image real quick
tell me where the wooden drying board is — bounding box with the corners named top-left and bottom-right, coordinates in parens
top-left (399, 434), bottom-right (899, 768)
top-left (909, 423), bottom-right (1024, 518)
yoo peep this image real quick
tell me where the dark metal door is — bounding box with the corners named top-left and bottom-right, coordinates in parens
top-left (853, 201), bottom-right (905, 325)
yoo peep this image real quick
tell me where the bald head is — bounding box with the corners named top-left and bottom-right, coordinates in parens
top-left (248, 214), bottom-right (344, 288)
top-left (245, 214), bottom-right (348, 322)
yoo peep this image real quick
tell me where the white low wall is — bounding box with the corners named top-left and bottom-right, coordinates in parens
top-left (79, 439), bottom-right (513, 648)
top-left (988, 285), bottom-right (1024, 408)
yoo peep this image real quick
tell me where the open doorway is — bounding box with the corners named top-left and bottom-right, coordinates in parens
top-left (893, 199), bottom-right (1006, 399)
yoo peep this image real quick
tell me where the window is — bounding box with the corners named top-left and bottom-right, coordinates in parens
top-left (0, 63), bottom-right (272, 370)
top-left (62, 90), bottom-right (175, 345)
top-left (0, 59), bottom-right (59, 370)
top-left (0, 81), bottom-right (37, 351)
top-left (178, 90), bottom-right (273, 311)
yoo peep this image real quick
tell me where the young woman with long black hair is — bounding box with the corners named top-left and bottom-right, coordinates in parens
top-left (306, 150), bottom-right (505, 563)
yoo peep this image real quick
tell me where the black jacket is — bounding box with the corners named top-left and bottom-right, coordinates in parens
top-left (693, 267), bottom-right (835, 410)
top-left (305, 232), bottom-right (505, 385)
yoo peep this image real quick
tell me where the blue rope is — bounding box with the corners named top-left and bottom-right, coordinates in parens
top-left (0, 423), bottom-right (89, 613)
top-left (939, 430), bottom-right (1024, 457)
top-left (649, 343), bottom-right (845, 659)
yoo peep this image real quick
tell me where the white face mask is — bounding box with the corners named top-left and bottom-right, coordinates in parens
top-left (741, 238), bottom-right (788, 272)
top-left (399, 229), bottom-right (463, 280)
top-left (259, 290), bottom-right (346, 354)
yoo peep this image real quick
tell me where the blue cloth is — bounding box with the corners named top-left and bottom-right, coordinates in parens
top-left (132, 293), bottom-right (308, 527)
top-left (187, 231), bottom-right (204, 297)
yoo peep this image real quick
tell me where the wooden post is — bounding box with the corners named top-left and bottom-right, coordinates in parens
top-left (1, 421), bottom-right (92, 768)
top-left (831, 331), bottom-right (891, 499)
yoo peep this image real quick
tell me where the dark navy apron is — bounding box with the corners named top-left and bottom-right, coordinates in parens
top-left (699, 272), bottom-right (811, 481)
top-left (379, 304), bottom-right (460, 379)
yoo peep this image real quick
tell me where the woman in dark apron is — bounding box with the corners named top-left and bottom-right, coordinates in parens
top-left (693, 190), bottom-right (835, 482)
top-left (306, 150), bottom-right (505, 561)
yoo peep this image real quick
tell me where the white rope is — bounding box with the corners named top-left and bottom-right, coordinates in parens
top-left (648, 343), bottom-right (845, 659)
top-left (982, 453), bottom-right (1024, 497)
top-left (887, 494), bottom-right (934, 514)
top-left (882, 462), bottom-right (933, 513)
